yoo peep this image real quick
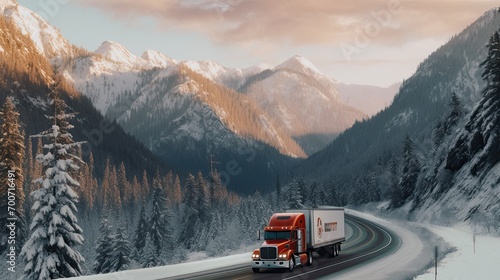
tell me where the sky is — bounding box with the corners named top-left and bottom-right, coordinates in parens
top-left (17, 0), bottom-right (500, 87)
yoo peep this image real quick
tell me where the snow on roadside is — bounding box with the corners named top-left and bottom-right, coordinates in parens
top-left (72, 252), bottom-right (250, 280)
top-left (329, 209), bottom-right (429, 280)
top-left (413, 225), bottom-right (500, 280)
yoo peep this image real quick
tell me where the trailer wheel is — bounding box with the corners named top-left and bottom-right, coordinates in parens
top-left (288, 258), bottom-right (295, 272)
top-left (306, 252), bottom-right (313, 266)
top-left (336, 244), bottom-right (341, 255)
top-left (252, 268), bottom-right (260, 273)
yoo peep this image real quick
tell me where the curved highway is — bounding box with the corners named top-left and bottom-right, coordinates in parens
top-left (162, 214), bottom-right (401, 280)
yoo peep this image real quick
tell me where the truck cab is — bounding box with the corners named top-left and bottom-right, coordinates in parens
top-left (251, 213), bottom-right (311, 272)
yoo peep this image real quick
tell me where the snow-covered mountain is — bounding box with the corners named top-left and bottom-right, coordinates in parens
top-left (60, 40), bottom-right (306, 192)
top-left (336, 83), bottom-right (400, 116)
top-left (0, 0), bottom-right (74, 61)
top-left (239, 55), bottom-right (366, 155)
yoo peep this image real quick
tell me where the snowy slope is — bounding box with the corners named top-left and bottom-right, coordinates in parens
top-left (0, 0), bottom-right (74, 60)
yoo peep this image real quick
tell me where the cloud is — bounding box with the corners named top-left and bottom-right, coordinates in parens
top-left (76, 0), bottom-right (498, 48)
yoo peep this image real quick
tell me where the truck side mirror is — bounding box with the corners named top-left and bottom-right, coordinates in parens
top-left (257, 230), bottom-right (261, 240)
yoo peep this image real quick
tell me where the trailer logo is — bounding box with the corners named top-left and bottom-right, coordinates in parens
top-left (317, 218), bottom-right (323, 238)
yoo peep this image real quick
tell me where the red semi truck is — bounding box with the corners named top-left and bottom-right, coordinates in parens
top-left (251, 207), bottom-right (345, 272)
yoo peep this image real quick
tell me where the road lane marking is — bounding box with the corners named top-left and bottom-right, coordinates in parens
top-left (282, 218), bottom-right (394, 280)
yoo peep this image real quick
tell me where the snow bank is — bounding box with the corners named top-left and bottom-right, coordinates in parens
top-left (414, 225), bottom-right (500, 280)
top-left (331, 209), bottom-right (428, 280)
top-left (73, 252), bottom-right (250, 280)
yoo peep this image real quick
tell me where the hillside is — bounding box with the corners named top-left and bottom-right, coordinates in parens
top-left (295, 8), bottom-right (500, 231)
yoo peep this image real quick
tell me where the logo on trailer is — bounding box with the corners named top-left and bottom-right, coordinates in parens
top-left (317, 217), bottom-right (323, 238)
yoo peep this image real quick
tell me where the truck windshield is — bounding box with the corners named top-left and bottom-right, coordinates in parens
top-left (264, 231), bottom-right (290, 240)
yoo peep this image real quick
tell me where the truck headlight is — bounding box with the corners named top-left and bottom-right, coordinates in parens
top-left (279, 254), bottom-right (288, 260)
top-left (252, 254), bottom-right (260, 259)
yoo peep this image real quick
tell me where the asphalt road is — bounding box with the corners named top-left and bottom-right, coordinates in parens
top-left (163, 214), bottom-right (401, 280)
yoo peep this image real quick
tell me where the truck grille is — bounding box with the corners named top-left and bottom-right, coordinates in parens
top-left (260, 247), bottom-right (277, 260)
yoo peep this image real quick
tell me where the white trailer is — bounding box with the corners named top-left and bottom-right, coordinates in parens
top-left (286, 207), bottom-right (345, 256)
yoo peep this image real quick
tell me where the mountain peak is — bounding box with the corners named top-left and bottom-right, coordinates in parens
top-left (276, 55), bottom-right (322, 75)
top-left (95, 40), bottom-right (140, 66)
top-left (141, 50), bottom-right (175, 68)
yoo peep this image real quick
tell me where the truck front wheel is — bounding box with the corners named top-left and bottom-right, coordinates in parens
top-left (307, 252), bottom-right (313, 266)
top-left (252, 268), bottom-right (260, 273)
top-left (288, 258), bottom-right (295, 272)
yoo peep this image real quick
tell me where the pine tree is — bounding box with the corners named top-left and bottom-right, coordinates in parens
top-left (93, 216), bottom-right (115, 274)
top-left (196, 170), bottom-right (209, 215)
top-left (275, 174), bottom-right (281, 209)
top-left (396, 135), bottom-right (421, 207)
top-left (163, 171), bottom-right (174, 207)
top-left (20, 81), bottom-right (85, 279)
top-left (131, 175), bottom-right (141, 207)
top-left (110, 221), bottom-right (132, 272)
top-left (172, 174), bottom-right (182, 209)
top-left (178, 173), bottom-right (199, 249)
top-left (141, 170), bottom-right (150, 200)
top-left (458, 29), bottom-right (500, 174)
top-left (118, 162), bottom-right (132, 208)
top-left (0, 97), bottom-right (26, 254)
top-left (286, 179), bottom-right (304, 209)
top-left (101, 157), bottom-right (112, 210)
top-left (149, 185), bottom-right (168, 255)
top-left (388, 156), bottom-right (401, 207)
top-left (444, 92), bottom-right (464, 134)
top-left (133, 202), bottom-right (148, 254)
top-left (142, 233), bottom-right (159, 268)
top-left (109, 165), bottom-right (121, 211)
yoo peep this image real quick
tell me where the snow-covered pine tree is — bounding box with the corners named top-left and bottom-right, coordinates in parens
top-left (133, 202), bottom-right (148, 254)
top-left (142, 233), bottom-right (159, 268)
top-left (148, 184), bottom-right (168, 255)
top-left (464, 29), bottom-right (500, 174)
top-left (286, 179), bottom-right (304, 209)
top-left (444, 92), bottom-right (464, 134)
top-left (178, 173), bottom-right (199, 249)
top-left (0, 97), bottom-right (26, 254)
top-left (93, 215), bottom-right (115, 274)
top-left (110, 220), bottom-right (132, 272)
top-left (396, 135), bottom-right (421, 207)
top-left (20, 81), bottom-right (85, 279)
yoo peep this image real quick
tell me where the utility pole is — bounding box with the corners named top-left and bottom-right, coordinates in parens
top-left (473, 234), bottom-right (476, 254)
top-left (435, 246), bottom-right (438, 280)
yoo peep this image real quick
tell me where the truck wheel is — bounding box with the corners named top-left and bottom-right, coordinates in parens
top-left (288, 258), bottom-right (295, 272)
top-left (252, 268), bottom-right (260, 273)
top-left (329, 246), bottom-right (336, 258)
top-left (336, 244), bottom-right (341, 255)
top-left (307, 252), bottom-right (313, 266)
